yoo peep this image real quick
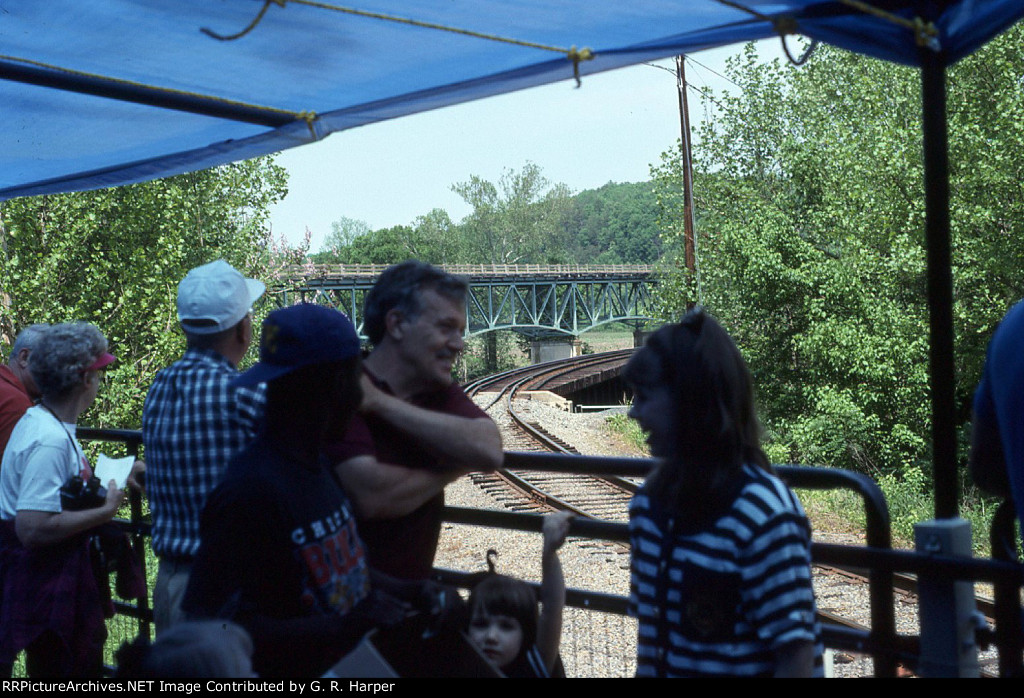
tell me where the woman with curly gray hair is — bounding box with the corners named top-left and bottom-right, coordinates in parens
top-left (0, 322), bottom-right (125, 678)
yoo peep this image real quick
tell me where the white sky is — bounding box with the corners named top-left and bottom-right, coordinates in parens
top-left (268, 42), bottom-right (783, 253)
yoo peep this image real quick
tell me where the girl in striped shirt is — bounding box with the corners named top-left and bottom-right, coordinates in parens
top-left (623, 308), bottom-right (823, 678)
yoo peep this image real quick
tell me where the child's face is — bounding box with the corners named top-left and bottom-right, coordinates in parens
top-left (469, 609), bottom-right (524, 670)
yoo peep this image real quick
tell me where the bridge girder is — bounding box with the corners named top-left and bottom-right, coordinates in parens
top-left (270, 265), bottom-right (659, 340)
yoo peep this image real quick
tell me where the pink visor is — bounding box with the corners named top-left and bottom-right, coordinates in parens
top-left (82, 352), bottom-right (116, 373)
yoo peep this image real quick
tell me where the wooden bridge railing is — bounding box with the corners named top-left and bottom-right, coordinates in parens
top-left (275, 263), bottom-right (654, 281)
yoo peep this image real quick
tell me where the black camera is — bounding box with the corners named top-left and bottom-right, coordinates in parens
top-left (60, 475), bottom-right (107, 511)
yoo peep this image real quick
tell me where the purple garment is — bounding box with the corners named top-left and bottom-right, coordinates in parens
top-left (0, 521), bottom-right (110, 676)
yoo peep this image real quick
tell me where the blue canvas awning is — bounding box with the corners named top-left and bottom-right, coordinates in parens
top-left (2, 1), bottom-right (1023, 521)
top-left (1, 1), bottom-right (1022, 201)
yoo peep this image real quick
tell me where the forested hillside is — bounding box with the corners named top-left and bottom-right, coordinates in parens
top-left (312, 169), bottom-right (661, 266)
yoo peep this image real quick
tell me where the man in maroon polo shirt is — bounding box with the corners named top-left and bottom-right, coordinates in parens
top-left (0, 325), bottom-right (47, 457)
top-left (327, 261), bottom-right (503, 580)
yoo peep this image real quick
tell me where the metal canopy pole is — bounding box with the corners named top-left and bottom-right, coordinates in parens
top-left (919, 46), bottom-right (958, 520)
top-left (915, 40), bottom-right (980, 680)
top-left (0, 59), bottom-right (295, 128)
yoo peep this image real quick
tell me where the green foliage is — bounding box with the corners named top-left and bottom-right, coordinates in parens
top-left (312, 209), bottom-right (466, 266)
top-left (0, 158), bottom-right (288, 429)
top-left (560, 181), bottom-right (662, 264)
top-left (605, 412), bottom-right (649, 454)
top-left (455, 331), bottom-right (528, 382)
top-left (452, 162), bottom-right (574, 265)
top-left (321, 216), bottom-right (371, 253)
top-left (651, 29), bottom-right (1024, 486)
top-left (314, 165), bottom-right (662, 269)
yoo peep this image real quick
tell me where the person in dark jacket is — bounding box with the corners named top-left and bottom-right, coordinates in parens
top-left (184, 303), bottom-right (453, 677)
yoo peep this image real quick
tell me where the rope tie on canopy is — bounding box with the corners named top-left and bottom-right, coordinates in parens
top-left (295, 111), bottom-right (319, 136)
top-left (712, 0), bottom-right (937, 53)
top-left (201, 0), bottom-right (597, 86)
top-left (712, 0), bottom-right (818, 65)
top-left (838, 0), bottom-right (940, 50)
top-left (713, 0), bottom-right (941, 57)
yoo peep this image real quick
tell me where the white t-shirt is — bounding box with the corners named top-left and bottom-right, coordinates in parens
top-left (0, 405), bottom-right (90, 519)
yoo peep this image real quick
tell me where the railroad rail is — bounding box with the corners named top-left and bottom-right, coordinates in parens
top-left (462, 351), bottom-right (1020, 677)
top-left (67, 354), bottom-right (1024, 678)
top-left (467, 350), bottom-right (637, 520)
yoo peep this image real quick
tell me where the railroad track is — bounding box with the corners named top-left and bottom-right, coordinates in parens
top-left (467, 351), bottom-right (636, 524)
top-left (464, 352), bottom-right (1008, 677)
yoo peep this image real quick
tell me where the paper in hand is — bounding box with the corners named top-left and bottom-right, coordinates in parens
top-left (95, 454), bottom-right (136, 490)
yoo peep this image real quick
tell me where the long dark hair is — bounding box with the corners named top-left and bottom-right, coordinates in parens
top-left (623, 308), bottom-right (770, 521)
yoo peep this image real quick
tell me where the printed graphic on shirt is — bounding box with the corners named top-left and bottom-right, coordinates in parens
top-left (292, 505), bottom-right (370, 614)
top-left (679, 562), bottom-right (740, 642)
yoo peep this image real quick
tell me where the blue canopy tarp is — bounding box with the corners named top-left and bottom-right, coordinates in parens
top-left (1, 1), bottom-right (1022, 201)
top-left (2, 1), bottom-right (1023, 522)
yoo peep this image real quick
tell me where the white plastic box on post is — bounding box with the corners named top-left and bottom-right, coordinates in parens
top-left (913, 517), bottom-right (982, 677)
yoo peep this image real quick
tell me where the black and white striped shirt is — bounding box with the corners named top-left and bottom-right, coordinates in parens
top-left (628, 463), bottom-right (824, 677)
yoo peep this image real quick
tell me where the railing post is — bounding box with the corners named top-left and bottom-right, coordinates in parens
top-left (124, 436), bottom-right (153, 642)
top-left (990, 501), bottom-right (1024, 677)
top-left (914, 518), bottom-right (981, 677)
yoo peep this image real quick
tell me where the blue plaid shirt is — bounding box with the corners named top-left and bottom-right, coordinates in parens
top-left (142, 348), bottom-right (265, 559)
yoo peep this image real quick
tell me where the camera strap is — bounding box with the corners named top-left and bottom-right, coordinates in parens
top-left (39, 402), bottom-right (89, 478)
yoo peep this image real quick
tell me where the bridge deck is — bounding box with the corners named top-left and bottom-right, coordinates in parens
top-left (277, 263), bottom-right (654, 284)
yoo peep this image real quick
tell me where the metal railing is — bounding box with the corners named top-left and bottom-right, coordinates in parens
top-left (73, 430), bottom-right (1024, 678)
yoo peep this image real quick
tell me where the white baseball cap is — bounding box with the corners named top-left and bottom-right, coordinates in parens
top-left (177, 260), bottom-right (265, 334)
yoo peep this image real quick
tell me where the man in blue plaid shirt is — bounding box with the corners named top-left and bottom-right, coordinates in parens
top-left (142, 260), bottom-right (266, 634)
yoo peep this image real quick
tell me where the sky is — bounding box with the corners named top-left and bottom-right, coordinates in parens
top-left (268, 42), bottom-right (783, 253)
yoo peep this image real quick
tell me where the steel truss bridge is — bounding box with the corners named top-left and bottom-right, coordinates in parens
top-left (272, 264), bottom-right (659, 339)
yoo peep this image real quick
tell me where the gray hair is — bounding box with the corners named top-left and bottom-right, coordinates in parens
top-left (132, 621), bottom-right (254, 678)
top-left (363, 260), bottom-right (468, 345)
top-left (8, 323), bottom-right (48, 363)
top-left (28, 322), bottom-right (108, 399)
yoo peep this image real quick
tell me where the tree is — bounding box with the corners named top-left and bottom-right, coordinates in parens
top-left (651, 30), bottom-right (1024, 477)
top-left (452, 163), bottom-right (573, 265)
top-left (411, 208), bottom-right (465, 265)
top-left (0, 157), bottom-right (288, 429)
top-left (321, 216), bottom-right (371, 253)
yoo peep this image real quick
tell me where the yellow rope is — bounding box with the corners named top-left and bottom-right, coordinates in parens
top-left (201, 0), bottom-right (596, 85)
top-left (837, 0), bottom-right (939, 48)
top-left (714, 0), bottom-right (939, 50)
top-left (201, 0), bottom-right (284, 41)
top-left (713, 0), bottom-right (787, 31)
top-left (0, 53), bottom-right (319, 135)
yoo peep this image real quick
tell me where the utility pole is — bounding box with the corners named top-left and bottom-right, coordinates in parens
top-left (675, 55), bottom-right (696, 275)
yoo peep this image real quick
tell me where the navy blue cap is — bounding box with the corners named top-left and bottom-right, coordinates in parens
top-left (233, 304), bottom-right (361, 387)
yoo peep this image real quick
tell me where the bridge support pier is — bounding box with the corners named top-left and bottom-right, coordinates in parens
top-left (530, 339), bottom-right (581, 364)
top-left (633, 329), bottom-right (654, 347)
top-left (913, 517), bottom-right (981, 677)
